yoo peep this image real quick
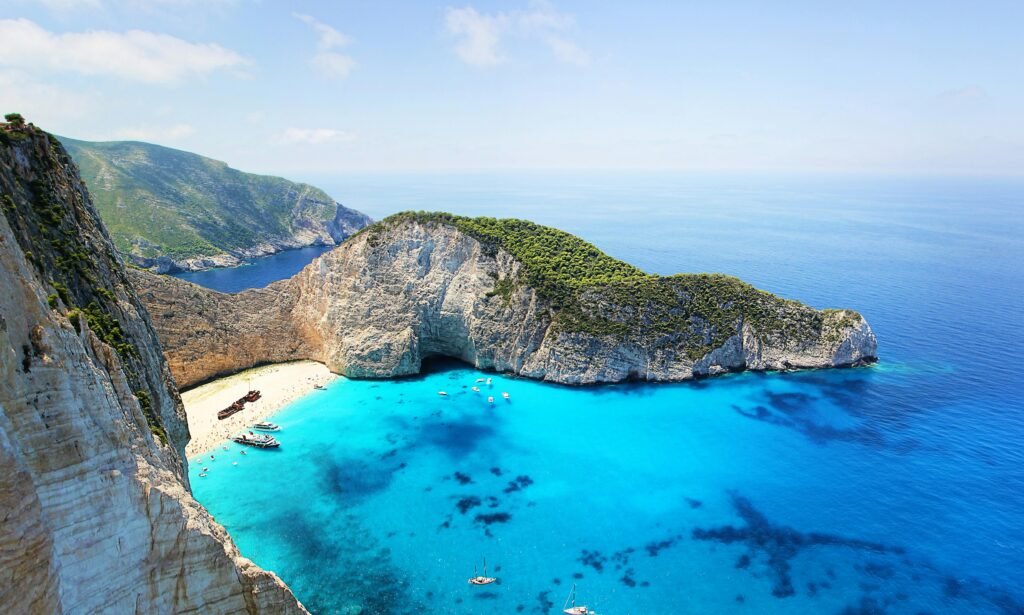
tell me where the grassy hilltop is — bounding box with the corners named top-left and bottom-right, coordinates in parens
top-left (60, 137), bottom-right (369, 267)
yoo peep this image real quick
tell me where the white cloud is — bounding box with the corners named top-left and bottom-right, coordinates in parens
top-left (294, 13), bottom-right (350, 49)
top-left (312, 52), bottom-right (357, 79)
top-left (444, 1), bottom-right (588, 68)
top-left (28, 0), bottom-right (102, 9)
top-left (294, 13), bottom-right (356, 79)
top-left (445, 7), bottom-right (507, 66)
top-left (113, 123), bottom-right (195, 141)
top-left (937, 85), bottom-right (988, 103)
top-left (0, 19), bottom-right (247, 84)
top-left (0, 68), bottom-right (98, 124)
top-left (278, 127), bottom-right (355, 145)
top-left (543, 35), bottom-right (589, 67)
top-left (25, 0), bottom-right (240, 10)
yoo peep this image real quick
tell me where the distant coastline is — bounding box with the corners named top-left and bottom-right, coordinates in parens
top-left (170, 244), bottom-right (336, 293)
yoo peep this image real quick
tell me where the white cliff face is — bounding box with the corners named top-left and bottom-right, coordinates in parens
top-left (0, 127), bottom-right (307, 614)
top-left (137, 218), bottom-right (876, 388)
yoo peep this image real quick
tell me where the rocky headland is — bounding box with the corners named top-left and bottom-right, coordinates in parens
top-left (134, 212), bottom-right (877, 389)
top-left (60, 136), bottom-right (372, 273)
top-left (0, 119), bottom-right (307, 613)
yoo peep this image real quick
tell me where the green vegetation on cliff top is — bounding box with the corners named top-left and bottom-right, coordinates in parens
top-left (59, 137), bottom-right (368, 261)
top-left (365, 212), bottom-right (862, 358)
top-left (1, 122), bottom-right (169, 443)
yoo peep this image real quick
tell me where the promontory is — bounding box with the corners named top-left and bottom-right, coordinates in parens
top-left (133, 212), bottom-right (878, 389)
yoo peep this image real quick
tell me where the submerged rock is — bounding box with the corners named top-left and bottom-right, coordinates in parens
top-left (135, 213), bottom-right (878, 388)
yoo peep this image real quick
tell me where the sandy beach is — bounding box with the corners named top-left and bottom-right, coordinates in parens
top-left (181, 360), bottom-right (338, 458)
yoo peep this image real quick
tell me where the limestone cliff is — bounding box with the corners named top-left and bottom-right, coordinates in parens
top-left (134, 213), bottom-right (877, 389)
top-left (0, 119), bottom-right (307, 613)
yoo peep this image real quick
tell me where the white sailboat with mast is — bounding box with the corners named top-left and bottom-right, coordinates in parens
top-left (467, 557), bottom-right (496, 585)
top-left (563, 583), bottom-right (591, 614)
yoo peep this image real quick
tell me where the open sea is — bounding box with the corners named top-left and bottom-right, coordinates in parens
top-left (186, 173), bottom-right (1024, 614)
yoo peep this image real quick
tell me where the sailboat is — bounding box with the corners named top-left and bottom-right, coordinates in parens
top-left (563, 584), bottom-right (590, 614)
top-left (467, 558), bottom-right (497, 585)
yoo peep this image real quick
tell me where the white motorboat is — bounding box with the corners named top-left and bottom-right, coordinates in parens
top-left (502, 392), bottom-right (510, 399)
top-left (232, 433), bottom-right (280, 449)
top-left (471, 386), bottom-right (481, 392)
top-left (438, 391), bottom-right (448, 396)
top-left (487, 396), bottom-right (494, 404)
top-left (252, 421), bottom-right (280, 432)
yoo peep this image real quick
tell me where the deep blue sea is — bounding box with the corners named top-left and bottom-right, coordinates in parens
top-left (187, 174), bottom-right (1024, 614)
top-left (171, 245), bottom-right (335, 293)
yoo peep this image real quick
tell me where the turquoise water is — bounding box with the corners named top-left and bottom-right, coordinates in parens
top-left (189, 174), bottom-right (1024, 614)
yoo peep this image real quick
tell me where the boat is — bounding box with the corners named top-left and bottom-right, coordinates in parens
top-left (471, 386), bottom-right (481, 392)
top-left (487, 396), bottom-right (494, 404)
top-left (486, 377), bottom-right (492, 385)
top-left (217, 400), bottom-right (244, 420)
top-left (467, 558), bottom-right (497, 586)
top-left (252, 421), bottom-right (280, 432)
top-left (475, 378), bottom-right (485, 383)
top-left (502, 392), bottom-right (510, 399)
top-left (438, 391), bottom-right (448, 396)
top-left (198, 472), bottom-right (207, 478)
top-left (218, 389), bottom-right (264, 420)
top-left (232, 433), bottom-right (280, 449)
top-left (563, 584), bottom-right (590, 614)
top-left (313, 384), bottom-right (325, 390)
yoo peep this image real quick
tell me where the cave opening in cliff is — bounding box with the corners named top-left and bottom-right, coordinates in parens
top-left (419, 354), bottom-right (483, 378)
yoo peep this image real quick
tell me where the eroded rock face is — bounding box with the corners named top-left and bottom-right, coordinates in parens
top-left (0, 125), bottom-right (307, 614)
top-left (135, 218), bottom-right (876, 389)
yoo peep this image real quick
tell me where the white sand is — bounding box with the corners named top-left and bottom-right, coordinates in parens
top-left (181, 360), bottom-right (337, 458)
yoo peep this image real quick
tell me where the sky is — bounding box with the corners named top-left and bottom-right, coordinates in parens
top-left (0, 0), bottom-right (1022, 176)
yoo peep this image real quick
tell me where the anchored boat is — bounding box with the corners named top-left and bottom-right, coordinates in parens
top-left (252, 421), bottom-right (280, 432)
top-left (467, 558), bottom-right (496, 586)
top-left (563, 584), bottom-right (591, 615)
top-left (232, 433), bottom-right (280, 448)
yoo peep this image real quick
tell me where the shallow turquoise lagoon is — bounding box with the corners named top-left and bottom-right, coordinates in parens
top-left (191, 361), bottom-right (1019, 614)
top-left (188, 174), bottom-right (1024, 613)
